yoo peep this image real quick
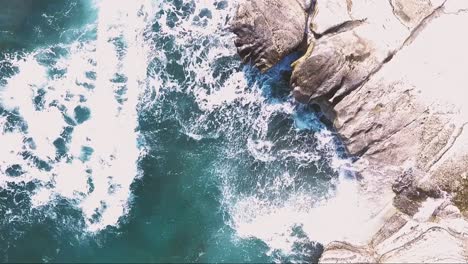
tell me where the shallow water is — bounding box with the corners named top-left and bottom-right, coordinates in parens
top-left (0, 1), bottom-right (356, 262)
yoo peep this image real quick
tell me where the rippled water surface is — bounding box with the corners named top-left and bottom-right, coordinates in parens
top-left (0, 1), bottom-right (355, 262)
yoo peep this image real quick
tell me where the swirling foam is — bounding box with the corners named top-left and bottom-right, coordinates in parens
top-left (141, 0), bottom-right (367, 258)
top-left (0, 0), bottom-right (156, 232)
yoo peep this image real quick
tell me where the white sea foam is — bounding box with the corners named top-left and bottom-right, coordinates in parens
top-left (226, 132), bottom-right (369, 255)
top-left (0, 0), bottom-right (156, 232)
top-left (75, 0), bottom-right (156, 232)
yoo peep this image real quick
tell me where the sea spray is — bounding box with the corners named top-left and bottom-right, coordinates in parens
top-left (0, 0), bottom-right (155, 232)
top-left (76, 0), bottom-right (156, 231)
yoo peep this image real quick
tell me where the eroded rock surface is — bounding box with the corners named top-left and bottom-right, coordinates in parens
top-left (231, 0), bottom-right (468, 262)
top-left (230, 0), bottom-right (312, 71)
top-left (291, 0), bottom-right (446, 103)
top-left (301, 0), bottom-right (468, 262)
top-left (332, 0), bottom-right (468, 209)
top-left (322, 200), bottom-right (468, 263)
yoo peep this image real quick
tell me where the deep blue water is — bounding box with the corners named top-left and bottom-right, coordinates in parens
top-left (0, 1), bottom-right (346, 262)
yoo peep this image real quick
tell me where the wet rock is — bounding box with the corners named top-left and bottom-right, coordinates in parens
top-left (453, 173), bottom-right (468, 216)
top-left (392, 169), bottom-right (418, 194)
top-left (230, 0), bottom-right (311, 72)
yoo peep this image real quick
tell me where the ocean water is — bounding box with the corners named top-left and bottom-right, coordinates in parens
top-left (0, 1), bottom-right (359, 263)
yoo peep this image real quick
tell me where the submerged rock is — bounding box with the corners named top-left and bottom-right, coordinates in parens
top-left (230, 0), bottom-right (312, 72)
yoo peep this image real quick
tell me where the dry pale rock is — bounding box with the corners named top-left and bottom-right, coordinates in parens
top-left (291, 0), bottom-right (444, 103)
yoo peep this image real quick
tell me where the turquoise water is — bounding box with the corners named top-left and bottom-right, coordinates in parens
top-left (0, 1), bottom-right (348, 262)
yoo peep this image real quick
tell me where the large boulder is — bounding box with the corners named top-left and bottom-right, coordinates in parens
top-left (230, 0), bottom-right (312, 72)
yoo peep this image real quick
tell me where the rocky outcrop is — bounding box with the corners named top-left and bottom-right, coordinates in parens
top-left (291, 0), bottom-right (445, 103)
top-left (315, 0), bottom-right (468, 261)
top-left (230, 0), bottom-right (313, 72)
top-left (330, 0), bottom-right (468, 210)
top-left (232, 0), bottom-right (468, 262)
top-left (321, 202), bottom-right (468, 263)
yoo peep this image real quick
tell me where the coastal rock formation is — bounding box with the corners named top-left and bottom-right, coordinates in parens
top-left (291, 0), bottom-right (445, 103)
top-left (322, 2), bottom-right (468, 261)
top-left (321, 201), bottom-right (468, 263)
top-left (232, 0), bottom-right (468, 262)
top-left (230, 0), bottom-right (313, 72)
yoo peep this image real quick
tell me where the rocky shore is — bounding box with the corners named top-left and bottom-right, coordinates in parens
top-left (231, 0), bottom-right (468, 262)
